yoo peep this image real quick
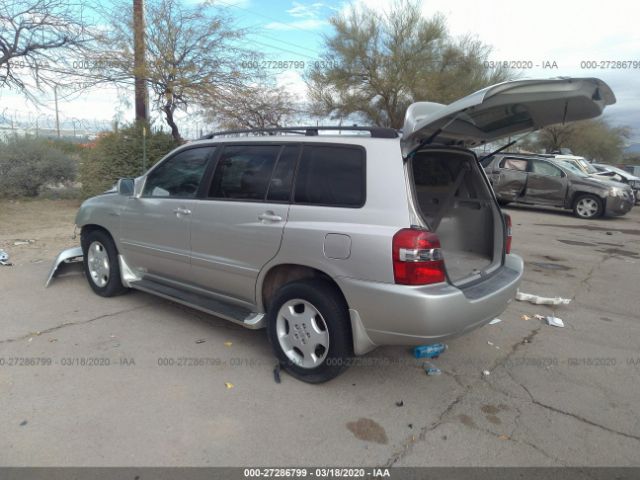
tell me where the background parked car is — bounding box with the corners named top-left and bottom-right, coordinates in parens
top-left (591, 163), bottom-right (640, 204)
top-left (482, 153), bottom-right (634, 219)
top-left (544, 154), bottom-right (616, 181)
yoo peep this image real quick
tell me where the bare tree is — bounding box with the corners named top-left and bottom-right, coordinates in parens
top-left (306, 0), bottom-right (514, 128)
top-left (536, 120), bottom-right (630, 162)
top-left (0, 0), bottom-right (91, 96)
top-left (537, 125), bottom-right (575, 153)
top-left (205, 84), bottom-right (302, 131)
top-left (96, 0), bottom-right (256, 142)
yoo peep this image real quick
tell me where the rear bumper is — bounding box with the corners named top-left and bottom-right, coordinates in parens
top-left (605, 196), bottom-right (634, 216)
top-left (339, 254), bottom-right (523, 351)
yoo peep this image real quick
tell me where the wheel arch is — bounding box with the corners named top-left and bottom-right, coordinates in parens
top-left (258, 263), bottom-right (349, 313)
top-left (80, 224), bottom-right (115, 249)
top-left (570, 189), bottom-right (606, 207)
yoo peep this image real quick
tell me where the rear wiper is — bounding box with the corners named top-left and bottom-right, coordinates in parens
top-left (404, 112), bottom-right (465, 160)
top-left (478, 140), bottom-right (517, 162)
top-left (478, 129), bottom-right (538, 162)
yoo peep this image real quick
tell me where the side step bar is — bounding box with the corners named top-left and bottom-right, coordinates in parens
top-left (130, 278), bottom-right (265, 329)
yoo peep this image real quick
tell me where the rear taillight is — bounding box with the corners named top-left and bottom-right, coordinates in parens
top-left (504, 214), bottom-right (512, 254)
top-left (392, 228), bottom-right (446, 285)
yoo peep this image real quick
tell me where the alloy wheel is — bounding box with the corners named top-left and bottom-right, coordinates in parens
top-left (87, 241), bottom-right (110, 288)
top-left (275, 299), bottom-right (330, 369)
top-left (576, 197), bottom-right (599, 218)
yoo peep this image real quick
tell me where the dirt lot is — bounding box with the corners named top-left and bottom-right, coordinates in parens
top-left (0, 199), bottom-right (81, 265)
top-left (1, 199), bottom-right (640, 466)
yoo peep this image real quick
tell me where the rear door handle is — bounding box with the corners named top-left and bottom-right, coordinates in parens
top-left (173, 207), bottom-right (192, 217)
top-left (258, 211), bottom-right (282, 223)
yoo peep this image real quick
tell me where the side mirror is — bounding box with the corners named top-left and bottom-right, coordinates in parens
top-left (117, 178), bottom-right (135, 196)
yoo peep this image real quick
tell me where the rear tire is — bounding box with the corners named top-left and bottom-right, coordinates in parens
top-left (573, 194), bottom-right (603, 219)
top-left (266, 279), bottom-right (352, 383)
top-left (81, 229), bottom-right (128, 297)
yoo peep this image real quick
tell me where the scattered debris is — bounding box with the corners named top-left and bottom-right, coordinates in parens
top-left (498, 434), bottom-right (510, 440)
top-left (489, 318), bottom-right (502, 325)
top-left (19, 420), bottom-right (27, 427)
top-left (395, 400), bottom-right (404, 407)
top-left (13, 239), bottom-right (34, 246)
top-left (482, 370), bottom-right (491, 376)
top-left (195, 339), bottom-right (206, 344)
top-left (516, 291), bottom-right (571, 306)
top-left (423, 362), bottom-right (442, 376)
top-left (534, 314), bottom-right (545, 321)
top-left (487, 341), bottom-right (494, 346)
top-left (521, 314), bottom-right (532, 321)
top-left (546, 316), bottom-right (565, 328)
top-left (408, 424), bottom-right (413, 429)
top-left (413, 343), bottom-right (447, 359)
top-left (0, 249), bottom-right (12, 266)
top-left (224, 341), bottom-right (233, 347)
top-left (273, 364), bottom-right (281, 384)
top-left (224, 382), bottom-right (234, 389)
top-left (606, 231), bottom-right (613, 236)
top-left (49, 338), bottom-right (58, 343)
top-left (27, 337), bottom-right (33, 343)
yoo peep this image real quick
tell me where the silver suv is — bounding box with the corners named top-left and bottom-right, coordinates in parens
top-left (51, 77), bottom-right (614, 382)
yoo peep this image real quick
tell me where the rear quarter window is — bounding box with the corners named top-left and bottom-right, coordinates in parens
top-left (294, 145), bottom-right (365, 207)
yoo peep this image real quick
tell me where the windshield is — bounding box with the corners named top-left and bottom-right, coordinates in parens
top-left (576, 159), bottom-right (598, 174)
top-left (556, 160), bottom-right (588, 177)
top-left (601, 165), bottom-right (637, 179)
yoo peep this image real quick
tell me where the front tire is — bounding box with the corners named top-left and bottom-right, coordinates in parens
top-left (573, 194), bottom-right (603, 219)
top-left (81, 229), bottom-right (128, 297)
top-left (266, 279), bottom-right (352, 383)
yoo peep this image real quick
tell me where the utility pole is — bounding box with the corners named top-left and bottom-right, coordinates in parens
top-left (133, 0), bottom-right (148, 123)
top-left (54, 86), bottom-right (60, 138)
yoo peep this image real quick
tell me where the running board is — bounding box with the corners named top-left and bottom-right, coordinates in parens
top-left (130, 279), bottom-right (265, 329)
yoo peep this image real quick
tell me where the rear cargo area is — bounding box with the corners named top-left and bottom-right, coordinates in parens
top-left (409, 149), bottom-right (503, 285)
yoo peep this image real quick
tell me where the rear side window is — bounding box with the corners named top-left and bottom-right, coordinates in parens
top-left (209, 145), bottom-right (280, 200)
top-left (267, 145), bottom-right (299, 202)
top-left (500, 158), bottom-right (528, 171)
top-left (294, 145), bottom-right (365, 207)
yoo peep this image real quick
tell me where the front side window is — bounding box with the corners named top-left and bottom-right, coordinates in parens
top-left (208, 145), bottom-right (281, 200)
top-left (531, 160), bottom-right (562, 177)
top-left (143, 147), bottom-right (212, 198)
top-left (294, 145), bottom-right (365, 207)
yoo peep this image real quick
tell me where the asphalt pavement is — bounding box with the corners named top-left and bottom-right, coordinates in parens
top-left (1, 205), bottom-right (639, 466)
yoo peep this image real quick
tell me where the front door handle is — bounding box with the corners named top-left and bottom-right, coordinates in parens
top-left (258, 211), bottom-right (282, 223)
top-left (173, 207), bottom-right (192, 217)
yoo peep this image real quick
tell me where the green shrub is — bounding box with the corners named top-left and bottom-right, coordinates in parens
top-left (80, 124), bottom-right (178, 198)
top-left (0, 136), bottom-right (77, 197)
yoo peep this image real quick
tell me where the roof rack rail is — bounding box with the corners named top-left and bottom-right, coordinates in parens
top-left (199, 126), bottom-right (399, 139)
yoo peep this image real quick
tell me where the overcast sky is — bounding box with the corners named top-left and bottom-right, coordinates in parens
top-left (1, 0), bottom-right (638, 141)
